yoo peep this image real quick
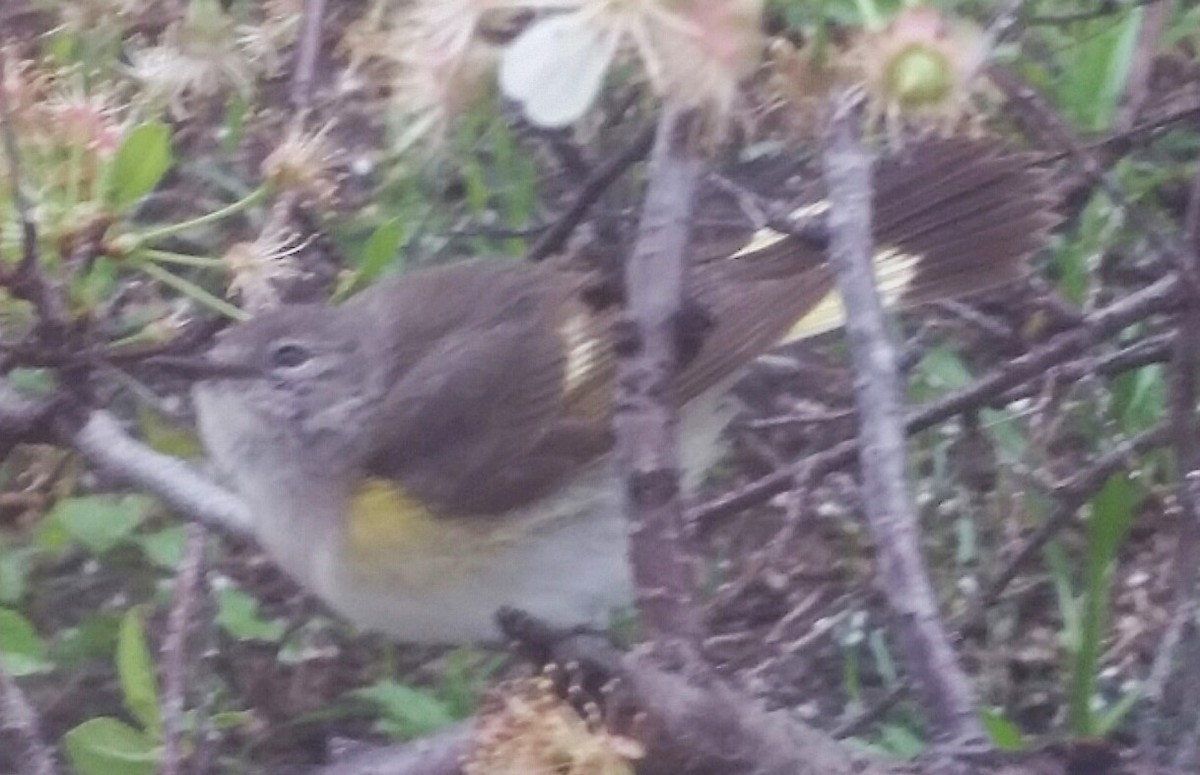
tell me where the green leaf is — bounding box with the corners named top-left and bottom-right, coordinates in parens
top-left (1071, 473), bottom-right (1141, 735)
top-left (463, 157), bottom-right (489, 218)
top-left (1111, 364), bottom-right (1166, 435)
top-left (354, 217), bottom-right (406, 286)
top-left (353, 680), bottom-right (456, 740)
top-left (0, 607), bottom-right (50, 676)
top-left (1058, 6), bottom-right (1144, 131)
top-left (50, 495), bottom-right (153, 554)
top-left (438, 648), bottom-right (498, 719)
top-left (221, 91), bottom-right (250, 153)
top-left (138, 406), bottom-right (204, 459)
top-left (912, 347), bottom-right (1027, 459)
top-left (209, 710), bottom-right (255, 731)
top-left (981, 708), bottom-right (1026, 751)
top-left (4, 369), bottom-right (55, 395)
top-left (1045, 541), bottom-right (1081, 651)
top-left (0, 546), bottom-right (32, 603)
top-left (105, 122), bottom-right (173, 209)
top-left (1096, 684), bottom-right (1142, 736)
top-left (1088, 473), bottom-right (1139, 580)
top-left (137, 525), bottom-right (188, 570)
top-left (842, 645), bottom-right (862, 705)
top-left (867, 629), bottom-right (898, 687)
top-left (214, 586), bottom-right (285, 642)
top-left (1053, 239), bottom-right (1089, 308)
top-left (878, 723), bottom-right (924, 759)
top-left (53, 614), bottom-right (123, 668)
top-left (117, 609), bottom-right (161, 737)
top-left (70, 258), bottom-right (119, 312)
top-left (63, 717), bottom-right (160, 775)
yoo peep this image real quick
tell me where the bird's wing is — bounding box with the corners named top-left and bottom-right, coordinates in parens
top-left (353, 138), bottom-right (1057, 518)
top-left (356, 261), bottom-right (612, 516)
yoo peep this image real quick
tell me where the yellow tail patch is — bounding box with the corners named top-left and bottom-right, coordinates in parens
top-left (781, 246), bottom-right (921, 342)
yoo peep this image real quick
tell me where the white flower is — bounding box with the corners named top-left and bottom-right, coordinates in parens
top-left (127, 1), bottom-right (254, 118)
top-left (501, 0), bottom-right (763, 128)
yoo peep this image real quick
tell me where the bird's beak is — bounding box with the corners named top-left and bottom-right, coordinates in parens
top-left (143, 354), bottom-right (262, 381)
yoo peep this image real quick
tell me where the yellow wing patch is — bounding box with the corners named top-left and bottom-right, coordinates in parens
top-left (782, 246), bottom-right (921, 342)
top-left (729, 200), bottom-right (832, 259)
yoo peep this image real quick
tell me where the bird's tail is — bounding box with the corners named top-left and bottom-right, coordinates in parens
top-left (677, 137), bottom-right (1058, 402)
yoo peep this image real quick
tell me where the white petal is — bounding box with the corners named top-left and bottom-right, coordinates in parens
top-left (499, 13), bottom-right (618, 128)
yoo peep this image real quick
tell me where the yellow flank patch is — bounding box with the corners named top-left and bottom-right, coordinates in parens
top-left (781, 246), bottom-right (921, 342)
top-left (342, 477), bottom-right (518, 588)
top-left (346, 478), bottom-right (443, 553)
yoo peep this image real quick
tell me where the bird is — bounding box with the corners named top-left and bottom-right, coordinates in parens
top-left (190, 137), bottom-right (1056, 643)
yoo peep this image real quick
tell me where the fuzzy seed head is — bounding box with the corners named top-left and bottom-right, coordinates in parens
top-left (223, 226), bottom-right (309, 312)
top-left (466, 670), bottom-right (643, 775)
top-left (261, 123), bottom-right (340, 207)
top-left (856, 6), bottom-right (986, 131)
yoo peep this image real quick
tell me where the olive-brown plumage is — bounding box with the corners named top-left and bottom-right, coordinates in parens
top-left (193, 137), bottom-right (1057, 641)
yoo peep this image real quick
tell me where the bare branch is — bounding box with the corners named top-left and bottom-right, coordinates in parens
top-left (526, 124), bottom-right (656, 263)
top-left (821, 91), bottom-right (982, 743)
top-left (0, 382), bottom-right (56, 460)
top-left (966, 423), bottom-right (1170, 630)
top-left (0, 666), bottom-right (59, 775)
top-left (290, 0), bottom-right (327, 114)
top-left (0, 55), bottom-right (67, 338)
top-left (1141, 114), bottom-right (1200, 764)
top-left (69, 411), bottom-right (251, 536)
top-left (0, 55), bottom-right (36, 277)
top-left (309, 723), bottom-right (472, 775)
top-left (159, 525), bottom-right (208, 775)
top-left (692, 273), bottom-right (1181, 530)
top-left (614, 104), bottom-right (703, 641)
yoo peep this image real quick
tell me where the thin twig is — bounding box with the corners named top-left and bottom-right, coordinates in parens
top-left (290, 0), bottom-right (327, 114)
top-left (1027, 0), bottom-right (1160, 25)
top-left (0, 383), bottom-right (57, 460)
top-left (158, 524), bottom-right (208, 775)
top-left (0, 55), bottom-right (35, 277)
top-left (1142, 118), bottom-right (1200, 763)
top-left (964, 423), bottom-right (1170, 630)
top-left (309, 723), bottom-right (472, 775)
top-left (0, 55), bottom-right (66, 336)
top-left (0, 666), bottom-right (60, 775)
top-left (526, 125), bottom-right (655, 263)
top-left (692, 273), bottom-right (1181, 530)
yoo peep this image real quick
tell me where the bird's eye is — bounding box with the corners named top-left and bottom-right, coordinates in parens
top-left (270, 342), bottom-right (312, 369)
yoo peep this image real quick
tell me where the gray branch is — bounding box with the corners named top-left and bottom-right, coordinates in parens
top-left (821, 92), bottom-right (984, 744)
top-left (71, 411), bottom-right (251, 537)
top-left (613, 104), bottom-right (704, 640)
top-left (0, 666), bottom-right (60, 775)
